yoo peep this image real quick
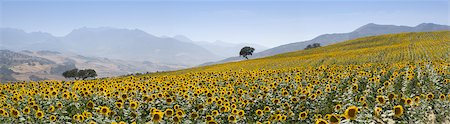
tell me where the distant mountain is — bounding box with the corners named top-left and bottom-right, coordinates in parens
top-left (1, 27), bottom-right (222, 66)
top-left (172, 35), bottom-right (268, 58)
top-left (202, 23), bottom-right (450, 66)
top-left (62, 27), bottom-right (222, 66)
top-left (0, 28), bottom-right (63, 51)
top-left (0, 49), bottom-right (185, 81)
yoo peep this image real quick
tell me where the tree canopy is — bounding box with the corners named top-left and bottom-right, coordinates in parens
top-left (62, 68), bottom-right (97, 80)
top-left (239, 46), bottom-right (255, 59)
top-left (305, 43), bottom-right (321, 50)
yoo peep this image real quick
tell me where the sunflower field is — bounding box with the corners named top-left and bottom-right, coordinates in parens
top-left (0, 31), bottom-right (449, 124)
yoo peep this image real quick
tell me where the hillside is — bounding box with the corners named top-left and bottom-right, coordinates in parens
top-left (156, 31), bottom-right (450, 75)
top-left (0, 50), bottom-right (184, 81)
top-left (203, 23), bottom-right (450, 66)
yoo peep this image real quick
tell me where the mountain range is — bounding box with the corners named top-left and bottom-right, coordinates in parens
top-left (1, 27), bottom-right (266, 66)
top-left (201, 23), bottom-right (450, 66)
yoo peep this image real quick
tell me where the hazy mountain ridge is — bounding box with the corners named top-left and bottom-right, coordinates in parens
top-left (1, 27), bottom-right (222, 66)
top-left (201, 23), bottom-right (450, 66)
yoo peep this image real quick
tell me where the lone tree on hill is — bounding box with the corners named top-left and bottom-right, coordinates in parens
top-left (239, 46), bottom-right (255, 59)
top-left (62, 68), bottom-right (97, 80)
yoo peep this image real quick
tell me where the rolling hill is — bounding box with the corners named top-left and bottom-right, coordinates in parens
top-left (155, 31), bottom-right (450, 75)
top-left (202, 23), bottom-right (450, 66)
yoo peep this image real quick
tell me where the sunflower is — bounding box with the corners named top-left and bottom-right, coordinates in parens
top-left (272, 98), bottom-right (280, 104)
top-left (376, 96), bottom-right (385, 104)
top-left (166, 97), bottom-right (173, 104)
top-left (264, 106), bottom-right (271, 112)
top-left (315, 118), bottom-right (328, 124)
top-left (206, 98), bottom-right (214, 104)
top-left (86, 100), bottom-right (95, 109)
top-left (32, 105), bottom-right (40, 111)
top-left (173, 116), bottom-right (181, 123)
top-left (50, 115), bottom-right (57, 122)
top-left (190, 111), bottom-right (198, 119)
top-left (299, 111), bottom-right (308, 120)
top-left (351, 84), bottom-right (358, 91)
top-left (205, 115), bottom-right (214, 122)
top-left (344, 106), bottom-right (358, 120)
top-left (176, 110), bottom-right (185, 117)
top-left (23, 107), bottom-right (31, 115)
top-left (83, 111), bottom-right (92, 119)
top-left (89, 121), bottom-right (97, 124)
top-left (11, 108), bottom-right (20, 117)
top-left (388, 93), bottom-right (396, 101)
top-left (56, 102), bottom-right (63, 108)
top-left (426, 93), bottom-right (434, 100)
top-left (414, 96), bottom-right (420, 103)
top-left (35, 110), bottom-right (44, 119)
top-left (393, 105), bottom-right (403, 118)
top-left (115, 102), bottom-right (123, 109)
top-left (228, 114), bottom-right (237, 123)
top-left (439, 94), bottom-right (446, 100)
top-left (374, 107), bottom-right (382, 117)
top-left (211, 110), bottom-right (219, 116)
top-left (120, 94), bottom-right (128, 100)
top-left (255, 109), bottom-right (263, 116)
top-left (237, 110), bottom-right (245, 117)
top-left (405, 98), bottom-right (413, 105)
top-left (129, 101), bottom-right (139, 110)
top-left (48, 105), bottom-right (55, 112)
top-left (335, 104), bottom-right (341, 111)
top-left (0, 109), bottom-right (8, 117)
top-left (152, 110), bottom-right (164, 122)
top-left (165, 109), bottom-right (174, 117)
top-left (291, 97), bottom-right (299, 103)
top-left (232, 109), bottom-right (238, 114)
top-left (310, 94), bottom-right (317, 100)
top-left (328, 114), bottom-right (340, 124)
top-left (100, 106), bottom-right (110, 115)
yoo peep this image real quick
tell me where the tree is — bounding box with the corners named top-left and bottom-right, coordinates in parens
top-left (79, 69), bottom-right (97, 80)
top-left (62, 68), bottom-right (97, 80)
top-left (239, 46), bottom-right (255, 59)
top-left (62, 68), bottom-right (78, 79)
top-left (304, 43), bottom-right (321, 50)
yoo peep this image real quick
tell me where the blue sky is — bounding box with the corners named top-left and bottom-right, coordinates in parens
top-left (1, 0), bottom-right (449, 47)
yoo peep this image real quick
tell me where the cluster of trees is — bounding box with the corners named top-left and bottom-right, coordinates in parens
top-left (305, 43), bottom-right (321, 50)
top-left (62, 68), bottom-right (97, 80)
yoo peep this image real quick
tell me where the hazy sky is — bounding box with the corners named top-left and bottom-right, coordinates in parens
top-left (1, 0), bottom-right (449, 47)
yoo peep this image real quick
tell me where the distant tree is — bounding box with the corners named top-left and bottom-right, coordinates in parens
top-left (62, 68), bottom-right (97, 80)
top-left (239, 46), bottom-right (255, 59)
top-left (62, 68), bottom-right (78, 79)
top-left (304, 43), bottom-right (321, 50)
top-left (78, 69), bottom-right (97, 80)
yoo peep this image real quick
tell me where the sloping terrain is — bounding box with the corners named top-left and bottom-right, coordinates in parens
top-left (203, 23), bottom-right (450, 66)
top-left (0, 50), bottom-right (185, 81)
top-left (159, 31), bottom-right (450, 75)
